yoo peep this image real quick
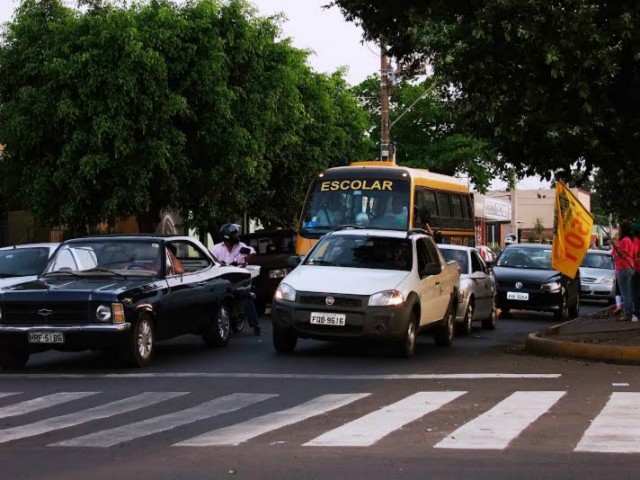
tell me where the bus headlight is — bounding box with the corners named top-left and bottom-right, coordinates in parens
top-left (369, 290), bottom-right (405, 306)
top-left (275, 283), bottom-right (296, 302)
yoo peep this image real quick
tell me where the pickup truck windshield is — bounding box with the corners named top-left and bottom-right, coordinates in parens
top-left (305, 235), bottom-right (412, 271)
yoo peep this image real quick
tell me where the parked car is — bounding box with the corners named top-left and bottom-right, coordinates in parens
top-left (579, 249), bottom-right (616, 304)
top-left (0, 235), bottom-right (252, 369)
top-left (271, 228), bottom-right (460, 357)
top-left (0, 243), bottom-right (59, 290)
top-left (241, 228), bottom-right (296, 316)
top-left (493, 243), bottom-right (580, 320)
top-left (439, 245), bottom-right (497, 334)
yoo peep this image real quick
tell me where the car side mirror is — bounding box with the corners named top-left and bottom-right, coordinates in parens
top-left (288, 255), bottom-right (303, 268)
top-left (421, 263), bottom-right (441, 277)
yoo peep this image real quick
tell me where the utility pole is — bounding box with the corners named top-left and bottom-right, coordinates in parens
top-left (380, 40), bottom-right (392, 162)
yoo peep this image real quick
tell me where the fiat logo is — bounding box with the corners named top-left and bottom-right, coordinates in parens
top-left (325, 296), bottom-right (335, 306)
top-left (515, 282), bottom-right (523, 289)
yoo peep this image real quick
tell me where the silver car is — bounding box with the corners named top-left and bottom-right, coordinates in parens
top-left (439, 245), bottom-right (497, 334)
top-left (579, 249), bottom-right (615, 304)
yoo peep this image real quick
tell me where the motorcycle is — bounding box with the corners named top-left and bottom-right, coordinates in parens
top-left (219, 258), bottom-right (260, 334)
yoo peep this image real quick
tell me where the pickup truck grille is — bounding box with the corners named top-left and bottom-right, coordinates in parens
top-left (298, 295), bottom-right (363, 308)
top-left (2, 302), bottom-right (90, 325)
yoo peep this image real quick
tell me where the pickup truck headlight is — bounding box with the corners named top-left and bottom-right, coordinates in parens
top-left (368, 290), bottom-right (405, 306)
top-left (541, 281), bottom-right (561, 293)
top-left (0, 305), bottom-right (2, 322)
top-left (601, 278), bottom-right (615, 285)
top-left (274, 283), bottom-right (296, 302)
top-left (269, 268), bottom-right (290, 279)
top-left (96, 304), bottom-right (112, 322)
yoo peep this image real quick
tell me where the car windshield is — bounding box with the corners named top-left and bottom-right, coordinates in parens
top-left (440, 249), bottom-right (469, 273)
top-left (496, 247), bottom-right (553, 270)
top-left (0, 247), bottom-right (51, 277)
top-left (581, 253), bottom-right (614, 270)
top-left (304, 235), bottom-right (412, 271)
top-left (44, 240), bottom-right (163, 277)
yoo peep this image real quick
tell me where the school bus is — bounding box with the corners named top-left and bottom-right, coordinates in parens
top-left (296, 161), bottom-right (475, 255)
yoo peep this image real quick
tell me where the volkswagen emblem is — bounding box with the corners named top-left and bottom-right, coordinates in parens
top-left (325, 296), bottom-right (335, 306)
top-left (37, 308), bottom-right (53, 317)
top-left (515, 282), bottom-right (523, 289)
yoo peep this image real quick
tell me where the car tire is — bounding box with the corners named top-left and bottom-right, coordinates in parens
top-left (231, 310), bottom-right (246, 334)
top-left (569, 292), bottom-right (580, 318)
top-left (122, 314), bottom-right (155, 368)
top-left (0, 342), bottom-right (29, 370)
top-left (273, 324), bottom-right (297, 354)
top-left (499, 308), bottom-right (511, 319)
top-left (457, 299), bottom-right (474, 336)
top-left (396, 312), bottom-right (418, 357)
top-left (481, 301), bottom-right (497, 330)
top-left (435, 297), bottom-right (455, 347)
top-left (554, 292), bottom-right (569, 321)
top-left (204, 303), bottom-right (231, 347)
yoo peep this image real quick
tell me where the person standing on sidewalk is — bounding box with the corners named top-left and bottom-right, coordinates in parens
top-left (631, 223), bottom-right (640, 322)
top-left (611, 222), bottom-right (636, 321)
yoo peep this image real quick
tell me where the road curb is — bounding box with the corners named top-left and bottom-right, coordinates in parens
top-left (525, 332), bottom-right (640, 365)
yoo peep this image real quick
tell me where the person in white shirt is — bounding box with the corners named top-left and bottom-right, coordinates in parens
top-left (210, 224), bottom-right (261, 335)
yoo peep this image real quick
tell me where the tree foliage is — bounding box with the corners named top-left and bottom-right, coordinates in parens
top-left (353, 75), bottom-right (496, 191)
top-left (331, 0), bottom-right (640, 217)
top-left (0, 0), bottom-right (370, 234)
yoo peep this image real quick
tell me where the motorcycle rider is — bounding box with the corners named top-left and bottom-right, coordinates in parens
top-left (210, 224), bottom-right (261, 336)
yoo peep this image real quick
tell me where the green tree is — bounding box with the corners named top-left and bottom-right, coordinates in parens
top-left (352, 75), bottom-right (496, 191)
top-left (331, 0), bottom-right (640, 217)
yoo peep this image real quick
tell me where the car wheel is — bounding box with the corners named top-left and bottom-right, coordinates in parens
top-left (204, 303), bottom-right (231, 347)
top-left (481, 301), bottom-right (497, 330)
top-left (273, 323), bottom-right (297, 354)
top-left (435, 298), bottom-right (455, 347)
top-left (0, 342), bottom-right (29, 370)
top-left (500, 308), bottom-right (511, 319)
top-left (554, 292), bottom-right (569, 321)
top-left (569, 292), bottom-right (580, 318)
top-left (457, 299), bottom-right (474, 336)
top-left (396, 312), bottom-right (418, 357)
top-left (122, 314), bottom-right (154, 368)
top-left (231, 310), bottom-right (246, 334)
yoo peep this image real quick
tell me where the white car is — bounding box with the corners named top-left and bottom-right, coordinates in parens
top-left (0, 243), bottom-right (59, 289)
top-left (579, 249), bottom-right (616, 304)
top-left (271, 228), bottom-right (460, 357)
top-left (439, 245), bottom-right (497, 335)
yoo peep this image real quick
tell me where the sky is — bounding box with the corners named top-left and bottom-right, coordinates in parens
top-left (0, 0), bottom-right (548, 190)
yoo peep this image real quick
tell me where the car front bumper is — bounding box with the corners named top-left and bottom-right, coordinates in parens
top-left (271, 296), bottom-right (413, 341)
top-left (495, 289), bottom-right (564, 311)
top-left (580, 283), bottom-right (615, 301)
top-left (0, 323), bottom-right (132, 351)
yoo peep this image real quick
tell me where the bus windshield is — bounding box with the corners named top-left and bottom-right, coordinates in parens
top-left (300, 178), bottom-right (411, 235)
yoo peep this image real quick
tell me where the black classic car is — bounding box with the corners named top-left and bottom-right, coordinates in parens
top-left (0, 235), bottom-right (252, 368)
top-left (493, 243), bottom-right (580, 320)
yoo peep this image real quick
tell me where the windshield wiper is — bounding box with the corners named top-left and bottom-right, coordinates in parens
top-left (307, 260), bottom-right (340, 266)
top-left (42, 270), bottom-right (82, 278)
top-left (84, 268), bottom-right (128, 279)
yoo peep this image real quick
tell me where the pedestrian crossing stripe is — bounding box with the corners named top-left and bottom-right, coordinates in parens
top-left (0, 390), bottom-right (637, 453)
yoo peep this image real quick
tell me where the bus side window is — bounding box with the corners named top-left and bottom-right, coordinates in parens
top-left (451, 194), bottom-right (464, 218)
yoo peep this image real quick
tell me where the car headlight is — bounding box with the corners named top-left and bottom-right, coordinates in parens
top-left (601, 278), bottom-right (615, 285)
top-left (269, 268), bottom-right (290, 279)
top-left (0, 305), bottom-right (3, 322)
top-left (274, 283), bottom-right (296, 302)
top-left (541, 281), bottom-right (561, 293)
top-left (368, 289), bottom-right (405, 307)
top-left (96, 304), bottom-right (112, 322)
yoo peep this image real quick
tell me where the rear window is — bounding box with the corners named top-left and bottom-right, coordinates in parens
top-left (440, 248), bottom-right (469, 273)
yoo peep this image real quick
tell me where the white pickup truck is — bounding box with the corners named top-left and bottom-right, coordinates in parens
top-left (271, 228), bottom-right (460, 357)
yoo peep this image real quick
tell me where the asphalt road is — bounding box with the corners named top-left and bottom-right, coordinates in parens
top-left (1, 301), bottom-right (640, 480)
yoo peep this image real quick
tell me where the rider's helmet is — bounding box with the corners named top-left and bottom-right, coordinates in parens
top-left (219, 223), bottom-right (241, 244)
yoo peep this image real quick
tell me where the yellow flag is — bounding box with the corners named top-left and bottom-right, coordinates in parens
top-left (552, 181), bottom-right (594, 278)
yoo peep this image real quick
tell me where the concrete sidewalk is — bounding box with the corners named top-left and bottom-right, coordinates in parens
top-left (525, 306), bottom-right (640, 365)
